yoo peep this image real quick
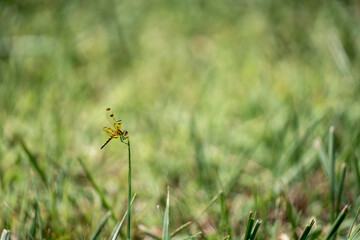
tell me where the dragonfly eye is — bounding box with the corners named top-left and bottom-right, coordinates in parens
top-left (123, 130), bottom-right (128, 136)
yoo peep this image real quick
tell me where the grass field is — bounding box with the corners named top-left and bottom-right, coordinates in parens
top-left (1, 0), bottom-right (360, 239)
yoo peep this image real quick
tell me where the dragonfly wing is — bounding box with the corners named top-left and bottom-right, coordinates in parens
top-left (105, 108), bottom-right (118, 130)
top-left (103, 127), bottom-right (114, 135)
top-left (117, 120), bottom-right (123, 130)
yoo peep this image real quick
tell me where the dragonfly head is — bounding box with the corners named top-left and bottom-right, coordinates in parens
top-left (123, 130), bottom-right (128, 136)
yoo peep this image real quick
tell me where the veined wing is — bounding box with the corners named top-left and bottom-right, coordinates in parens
top-left (105, 107), bottom-right (118, 130)
top-left (117, 120), bottom-right (123, 130)
top-left (103, 127), bottom-right (114, 135)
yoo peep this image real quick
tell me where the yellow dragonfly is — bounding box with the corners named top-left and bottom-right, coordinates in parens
top-left (101, 107), bottom-right (129, 149)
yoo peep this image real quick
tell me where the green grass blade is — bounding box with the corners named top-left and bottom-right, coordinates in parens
top-left (170, 221), bottom-right (191, 238)
top-left (285, 193), bottom-right (297, 240)
top-left (329, 126), bottom-right (335, 223)
top-left (249, 220), bottom-right (261, 240)
top-left (352, 155), bottom-right (360, 196)
top-left (220, 192), bottom-right (231, 236)
top-left (180, 232), bottom-right (202, 239)
top-left (271, 198), bottom-right (281, 240)
top-left (336, 163), bottom-right (346, 217)
top-left (348, 223), bottom-right (360, 240)
top-left (138, 225), bottom-right (161, 239)
top-left (244, 212), bottom-right (254, 240)
top-left (157, 205), bottom-right (164, 226)
top-left (35, 201), bottom-right (42, 240)
top-left (31, 172), bottom-right (43, 240)
top-left (314, 139), bottom-right (330, 178)
top-left (19, 140), bottom-right (47, 186)
top-left (299, 219), bottom-right (315, 240)
top-left (77, 158), bottom-right (115, 218)
top-left (162, 186), bottom-right (170, 240)
top-left (1, 230), bottom-right (11, 240)
top-left (323, 205), bottom-right (349, 240)
top-left (307, 228), bottom-right (322, 240)
top-left (194, 190), bottom-right (223, 222)
top-left (110, 194), bottom-right (136, 240)
top-left (141, 190), bottom-right (222, 239)
top-left (348, 205), bottom-right (360, 239)
top-left (89, 211), bottom-right (112, 240)
top-left (27, 203), bottom-right (37, 240)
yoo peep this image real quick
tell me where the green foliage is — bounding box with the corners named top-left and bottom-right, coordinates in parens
top-left (299, 219), bottom-right (315, 240)
top-left (0, 230), bottom-right (11, 240)
top-left (162, 187), bottom-right (170, 240)
top-left (0, 0), bottom-right (360, 238)
top-left (89, 211), bottom-right (111, 240)
top-left (323, 205), bottom-right (349, 240)
top-left (243, 212), bottom-right (261, 240)
top-left (110, 194), bottom-right (136, 240)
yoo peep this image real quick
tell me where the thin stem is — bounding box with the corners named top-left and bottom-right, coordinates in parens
top-left (329, 126), bottom-right (335, 223)
top-left (127, 139), bottom-right (131, 240)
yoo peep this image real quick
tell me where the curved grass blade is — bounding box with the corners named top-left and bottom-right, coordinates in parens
top-left (110, 194), bottom-right (136, 240)
top-left (20, 140), bottom-right (47, 187)
top-left (170, 221), bottom-right (191, 238)
top-left (89, 211), bottom-right (112, 240)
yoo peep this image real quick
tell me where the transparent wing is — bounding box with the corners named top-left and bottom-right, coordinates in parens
top-left (105, 107), bottom-right (118, 130)
top-left (117, 120), bottom-right (123, 130)
top-left (103, 127), bottom-right (114, 135)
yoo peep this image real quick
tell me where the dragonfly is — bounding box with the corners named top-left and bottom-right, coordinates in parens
top-left (101, 107), bottom-right (129, 149)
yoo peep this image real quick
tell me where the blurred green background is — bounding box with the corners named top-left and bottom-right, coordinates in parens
top-left (1, 0), bottom-right (360, 239)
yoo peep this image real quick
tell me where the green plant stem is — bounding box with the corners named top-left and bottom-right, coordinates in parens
top-left (127, 139), bottom-right (131, 240)
top-left (329, 126), bottom-right (335, 223)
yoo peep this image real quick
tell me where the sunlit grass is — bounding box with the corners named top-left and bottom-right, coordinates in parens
top-left (0, 0), bottom-right (360, 238)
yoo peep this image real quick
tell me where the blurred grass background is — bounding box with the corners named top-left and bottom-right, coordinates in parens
top-left (1, 0), bottom-right (360, 239)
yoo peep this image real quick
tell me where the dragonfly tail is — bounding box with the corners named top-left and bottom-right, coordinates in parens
top-left (100, 137), bottom-right (112, 149)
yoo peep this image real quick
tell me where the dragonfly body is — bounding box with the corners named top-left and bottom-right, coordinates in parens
top-left (101, 108), bottom-right (129, 149)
